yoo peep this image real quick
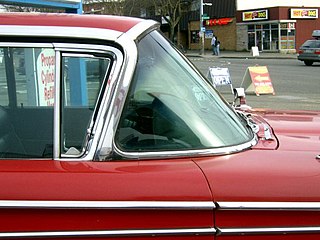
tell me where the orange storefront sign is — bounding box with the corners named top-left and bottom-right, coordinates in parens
top-left (204, 18), bottom-right (233, 26)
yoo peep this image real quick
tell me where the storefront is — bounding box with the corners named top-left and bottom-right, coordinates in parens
top-left (188, 17), bottom-right (237, 51)
top-left (245, 20), bottom-right (296, 52)
top-left (236, 7), bottom-right (320, 53)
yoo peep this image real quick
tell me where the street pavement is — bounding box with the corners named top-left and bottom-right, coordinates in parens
top-left (185, 49), bottom-right (320, 111)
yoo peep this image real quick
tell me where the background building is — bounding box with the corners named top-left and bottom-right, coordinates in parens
top-left (187, 0), bottom-right (236, 51)
top-left (236, 0), bottom-right (320, 53)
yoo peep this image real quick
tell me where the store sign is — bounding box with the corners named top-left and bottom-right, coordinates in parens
top-left (207, 67), bottom-right (233, 93)
top-left (37, 49), bottom-right (55, 106)
top-left (241, 66), bottom-right (275, 96)
top-left (205, 30), bottom-right (213, 39)
top-left (290, 9), bottom-right (318, 19)
top-left (242, 10), bottom-right (268, 21)
top-left (204, 18), bottom-right (233, 26)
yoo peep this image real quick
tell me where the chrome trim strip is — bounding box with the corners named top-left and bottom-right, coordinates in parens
top-left (0, 42), bottom-right (53, 48)
top-left (217, 227), bottom-right (320, 235)
top-left (113, 136), bottom-right (257, 160)
top-left (53, 50), bottom-right (61, 160)
top-left (0, 228), bottom-right (216, 239)
top-left (0, 26), bottom-right (121, 42)
top-left (0, 200), bottom-right (215, 210)
top-left (217, 201), bottom-right (320, 211)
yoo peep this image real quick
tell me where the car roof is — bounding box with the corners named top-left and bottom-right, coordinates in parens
top-left (0, 12), bottom-right (144, 34)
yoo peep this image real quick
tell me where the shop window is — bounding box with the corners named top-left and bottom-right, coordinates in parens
top-left (288, 30), bottom-right (296, 49)
top-left (191, 31), bottom-right (200, 44)
top-left (280, 27), bottom-right (296, 50)
top-left (248, 25), bottom-right (254, 32)
top-left (280, 29), bottom-right (288, 49)
top-left (263, 30), bottom-right (271, 50)
top-left (271, 29), bottom-right (279, 50)
top-left (263, 24), bottom-right (270, 30)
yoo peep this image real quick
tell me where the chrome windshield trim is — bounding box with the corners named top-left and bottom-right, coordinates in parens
top-left (0, 200), bottom-right (215, 210)
top-left (0, 26), bottom-right (121, 41)
top-left (114, 136), bottom-right (257, 160)
top-left (217, 227), bottom-right (320, 235)
top-left (217, 201), bottom-right (320, 211)
top-left (0, 228), bottom-right (216, 239)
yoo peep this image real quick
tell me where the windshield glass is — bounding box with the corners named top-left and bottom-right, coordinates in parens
top-left (116, 30), bottom-right (253, 152)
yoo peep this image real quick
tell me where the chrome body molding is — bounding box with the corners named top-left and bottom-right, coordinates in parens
top-left (0, 200), bottom-right (215, 210)
top-left (217, 227), bottom-right (320, 235)
top-left (2, 227), bottom-right (320, 238)
top-left (0, 228), bottom-right (216, 239)
top-left (217, 201), bottom-right (320, 211)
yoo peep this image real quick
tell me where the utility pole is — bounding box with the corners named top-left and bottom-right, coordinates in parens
top-left (200, 1), bottom-right (213, 55)
top-left (200, 0), bottom-right (204, 55)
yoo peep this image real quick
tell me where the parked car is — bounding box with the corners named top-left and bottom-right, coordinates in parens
top-left (0, 13), bottom-right (319, 240)
top-left (298, 30), bottom-right (320, 66)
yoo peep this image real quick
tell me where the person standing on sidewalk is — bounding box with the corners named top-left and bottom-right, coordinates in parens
top-left (211, 35), bottom-right (217, 55)
top-left (215, 37), bottom-right (220, 56)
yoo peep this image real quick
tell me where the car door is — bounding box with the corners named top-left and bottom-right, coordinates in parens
top-left (0, 42), bottom-right (215, 239)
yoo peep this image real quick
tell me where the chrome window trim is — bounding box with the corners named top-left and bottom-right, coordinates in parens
top-left (0, 42), bottom-right (53, 48)
top-left (113, 136), bottom-right (258, 160)
top-left (217, 227), bottom-right (320, 235)
top-left (217, 201), bottom-right (320, 211)
top-left (51, 44), bottom-right (123, 161)
top-left (96, 34), bottom-right (139, 161)
top-left (53, 50), bottom-right (62, 159)
top-left (0, 26), bottom-right (122, 42)
top-left (0, 200), bottom-right (215, 210)
top-left (0, 228), bottom-right (216, 239)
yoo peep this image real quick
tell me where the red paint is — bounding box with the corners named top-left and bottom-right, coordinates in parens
top-left (0, 12), bottom-right (143, 33)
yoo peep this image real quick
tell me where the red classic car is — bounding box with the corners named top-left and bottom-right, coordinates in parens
top-left (0, 13), bottom-right (319, 240)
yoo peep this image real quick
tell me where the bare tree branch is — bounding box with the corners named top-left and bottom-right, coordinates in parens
top-left (152, 0), bottom-right (191, 42)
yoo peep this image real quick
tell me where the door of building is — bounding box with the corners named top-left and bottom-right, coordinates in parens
top-left (248, 32), bottom-right (255, 50)
top-left (256, 30), bottom-right (263, 51)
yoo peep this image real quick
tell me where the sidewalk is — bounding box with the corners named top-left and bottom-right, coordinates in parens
top-left (185, 50), bottom-right (297, 59)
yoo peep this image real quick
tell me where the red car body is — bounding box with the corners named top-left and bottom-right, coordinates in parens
top-left (0, 13), bottom-right (318, 240)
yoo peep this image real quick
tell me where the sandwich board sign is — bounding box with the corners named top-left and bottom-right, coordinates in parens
top-left (241, 66), bottom-right (275, 96)
top-left (207, 67), bottom-right (233, 93)
top-left (251, 46), bottom-right (259, 57)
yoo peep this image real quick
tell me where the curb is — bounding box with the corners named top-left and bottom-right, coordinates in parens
top-left (185, 52), bottom-right (297, 60)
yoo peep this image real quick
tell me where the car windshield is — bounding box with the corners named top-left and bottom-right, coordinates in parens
top-left (115, 30), bottom-right (254, 152)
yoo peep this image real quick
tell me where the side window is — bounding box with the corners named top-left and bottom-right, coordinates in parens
top-left (0, 47), bottom-right (54, 158)
top-left (0, 47), bottom-right (111, 159)
top-left (61, 54), bottom-right (110, 156)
